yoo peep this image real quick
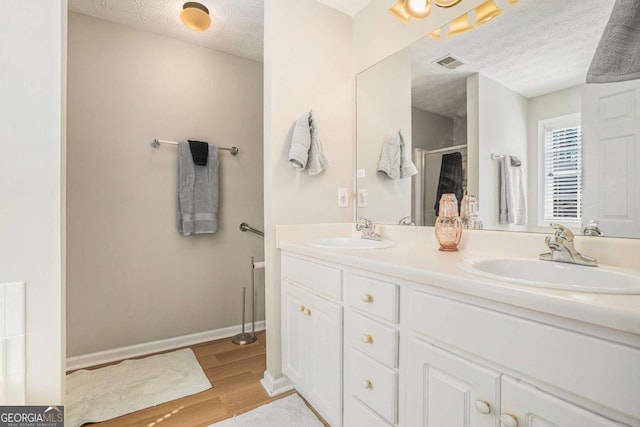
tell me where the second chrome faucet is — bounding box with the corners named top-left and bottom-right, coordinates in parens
top-left (356, 217), bottom-right (383, 241)
top-left (539, 223), bottom-right (597, 267)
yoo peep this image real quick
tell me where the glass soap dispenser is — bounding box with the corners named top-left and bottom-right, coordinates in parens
top-left (461, 194), bottom-right (483, 230)
top-left (435, 193), bottom-right (463, 251)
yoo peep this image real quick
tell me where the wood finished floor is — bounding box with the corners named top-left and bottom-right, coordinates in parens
top-left (76, 331), bottom-right (329, 427)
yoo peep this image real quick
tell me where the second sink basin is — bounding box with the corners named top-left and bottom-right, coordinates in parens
top-left (458, 257), bottom-right (640, 294)
top-left (307, 237), bottom-right (395, 250)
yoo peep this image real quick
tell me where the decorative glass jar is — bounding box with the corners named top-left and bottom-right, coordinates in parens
top-left (461, 194), bottom-right (483, 230)
top-left (435, 193), bottom-right (463, 251)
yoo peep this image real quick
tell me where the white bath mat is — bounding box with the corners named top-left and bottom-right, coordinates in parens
top-left (209, 394), bottom-right (323, 427)
top-left (66, 348), bottom-right (211, 427)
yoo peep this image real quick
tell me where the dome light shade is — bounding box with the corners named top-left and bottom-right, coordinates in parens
top-left (475, 0), bottom-right (504, 27)
top-left (405, 0), bottom-right (431, 19)
top-left (181, 2), bottom-right (211, 32)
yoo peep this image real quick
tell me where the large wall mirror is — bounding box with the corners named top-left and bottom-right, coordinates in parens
top-left (356, 0), bottom-right (640, 239)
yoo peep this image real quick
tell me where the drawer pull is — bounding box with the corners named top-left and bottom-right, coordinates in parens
top-left (304, 308), bottom-right (312, 316)
top-left (299, 305), bottom-right (306, 312)
top-left (500, 414), bottom-right (518, 427)
top-left (361, 293), bottom-right (373, 303)
top-left (361, 379), bottom-right (373, 389)
top-left (475, 400), bottom-right (491, 414)
top-left (361, 334), bottom-right (373, 344)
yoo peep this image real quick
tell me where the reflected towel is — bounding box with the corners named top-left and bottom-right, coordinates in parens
top-left (587, 0), bottom-right (640, 83)
top-left (434, 152), bottom-right (464, 216)
top-left (377, 130), bottom-right (417, 180)
top-left (178, 142), bottom-right (219, 235)
top-left (499, 155), bottom-right (527, 226)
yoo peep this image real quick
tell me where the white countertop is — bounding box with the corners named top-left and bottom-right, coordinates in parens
top-left (279, 239), bottom-right (640, 337)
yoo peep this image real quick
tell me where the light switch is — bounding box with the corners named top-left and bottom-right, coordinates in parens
top-left (358, 189), bottom-right (368, 208)
top-left (338, 188), bottom-right (349, 207)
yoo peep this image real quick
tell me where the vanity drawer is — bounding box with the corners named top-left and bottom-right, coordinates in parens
top-left (282, 254), bottom-right (342, 301)
top-left (410, 290), bottom-right (640, 420)
top-left (347, 397), bottom-right (393, 427)
top-left (347, 273), bottom-right (398, 323)
top-left (348, 348), bottom-right (398, 424)
top-left (348, 311), bottom-right (398, 368)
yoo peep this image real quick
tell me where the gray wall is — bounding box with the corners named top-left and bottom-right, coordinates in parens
top-left (411, 107), bottom-right (454, 151)
top-left (66, 12), bottom-right (264, 357)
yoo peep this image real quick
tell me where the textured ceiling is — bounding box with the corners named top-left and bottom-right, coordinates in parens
top-left (410, 0), bottom-right (614, 118)
top-left (68, 0), bottom-right (264, 62)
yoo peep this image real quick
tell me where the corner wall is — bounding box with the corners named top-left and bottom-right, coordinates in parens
top-left (264, 0), bottom-right (353, 379)
top-left (0, 0), bottom-right (66, 404)
top-left (66, 13), bottom-right (264, 357)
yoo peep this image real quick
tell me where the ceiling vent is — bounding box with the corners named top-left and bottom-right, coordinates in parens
top-left (433, 54), bottom-right (467, 70)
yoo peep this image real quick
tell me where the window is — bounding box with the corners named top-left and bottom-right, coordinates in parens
top-left (539, 114), bottom-right (582, 225)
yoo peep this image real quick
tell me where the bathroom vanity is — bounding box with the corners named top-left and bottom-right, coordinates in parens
top-left (278, 233), bottom-right (640, 427)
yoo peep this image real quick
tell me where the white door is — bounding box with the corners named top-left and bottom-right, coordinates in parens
top-left (281, 282), bottom-right (308, 391)
top-left (405, 336), bottom-right (500, 427)
top-left (582, 80), bottom-right (640, 238)
top-left (501, 376), bottom-right (629, 427)
top-left (307, 292), bottom-right (343, 427)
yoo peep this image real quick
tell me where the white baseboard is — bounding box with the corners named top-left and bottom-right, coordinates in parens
top-left (66, 321), bottom-right (266, 371)
top-left (260, 370), bottom-right (294, 397)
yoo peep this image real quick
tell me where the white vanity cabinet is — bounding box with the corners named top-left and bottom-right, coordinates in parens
top-left (281, 254), bottom-right (343, 427)
top-left (279, 247), bottom-right (640, 427)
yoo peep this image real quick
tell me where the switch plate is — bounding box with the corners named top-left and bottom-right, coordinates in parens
top-left (338, 188), bottom-right (349, 207)
top-left (358, 189), bottom-right (368, 208)
top-left (357, 168), bottom-right (366, 178)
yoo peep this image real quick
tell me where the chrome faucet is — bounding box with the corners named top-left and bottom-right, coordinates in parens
top-left (356, 217), bottom-right (383, 241)
top-left (398, 216), bottom-right (414, 226)
top-left (539, 223), bottom-right (597, 267)
top-left (583, 220), bottom-right (603, 237)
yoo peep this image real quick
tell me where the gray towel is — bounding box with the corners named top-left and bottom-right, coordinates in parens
top-left (587, 0), bottom-right (640, 83)
top-left (288, 113), bottom-right (311, 170)
top-left (288, 112), bottom-right (329, 175)
top-left (178, 142), bottom-right (219, 236)
top-left (499, 155), bottom-right (527, 226)
top-left (307, 113), bottom-right (329, 175)
top-left (377, 130), bottom-right (417, 180)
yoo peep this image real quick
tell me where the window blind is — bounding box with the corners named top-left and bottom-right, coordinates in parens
top-left (543, 126), bottom-right (582, 222)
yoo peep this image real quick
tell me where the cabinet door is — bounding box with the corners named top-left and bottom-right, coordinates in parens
top-left (281, 282), bottom-right (309, 391)
top-left (307, 292), bottom-right (343, 427)
top-left (501, 376), bottom-right (629, 427)
top-left (406, 336), bottom-right (500, 427)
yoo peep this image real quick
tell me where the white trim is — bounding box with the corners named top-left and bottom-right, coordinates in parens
top-left (260, 370), bottom-right (294, 397)
top-left (66, 321), bottom-right (265, 371)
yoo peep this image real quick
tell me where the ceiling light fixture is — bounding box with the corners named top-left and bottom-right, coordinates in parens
top-left (433, 0), bottom-right (463, 7)
top-left (447, 13), bottom-right (474, 36)
top-left (389, 0), bottom-right (411, 24)
top-left (474, 0), bottom-right (504, 26)
top-left (405, 0), bottom-right (432, 19)
top-left (180, 2), bottom-right (211, 32)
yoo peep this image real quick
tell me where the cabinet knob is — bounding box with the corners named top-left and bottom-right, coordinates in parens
top-left (500, 414), bottom-right (518, 427)
top-left (304, 308), bottom-right (312, 316)
top-left (475, 400), bottom-right (491, 414)
top-left (299, 305), bottom-right (306, 312)
top-left (361, 379), bottom-right (373, 389)
top-left (361, 334), bottom-right (373, 344)
top-left (361, 293), bottom-right (373, 303)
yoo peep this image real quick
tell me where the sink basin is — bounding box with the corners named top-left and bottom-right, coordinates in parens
top-left (458, 257), bottom-right (640, 294)
top-left (307, 237), bottom-right (395, 250)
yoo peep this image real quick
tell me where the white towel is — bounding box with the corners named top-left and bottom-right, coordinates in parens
top-left (288, 112), bottom-right (329, 175)
top-left (499, 155), bottom-right (527, 226)
top-left (587, 0), bottom-right (640, 83)
top-left (377, 130), bottom-right (417, 180)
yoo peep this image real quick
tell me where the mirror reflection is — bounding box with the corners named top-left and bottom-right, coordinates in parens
top-left (356, 0), bottom-right (640, 239)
